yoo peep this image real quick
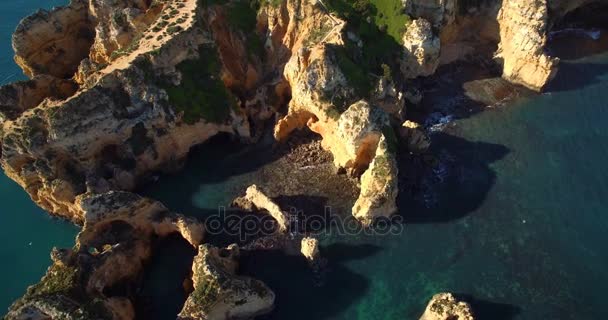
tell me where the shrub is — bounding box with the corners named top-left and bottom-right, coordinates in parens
top-left (160, 46), bottom-right (235, 124)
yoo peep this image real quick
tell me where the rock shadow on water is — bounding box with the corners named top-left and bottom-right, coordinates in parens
top-left (545, 60), bottom-right (608, 92)
top-left (456, 294), bottom-right (521, 320)
top-left (241, 243), bottom-right (381, 320)
top-left (398, 132), bottom-right (510, 224)
top-left (135, 233), bottom-right (197, 320)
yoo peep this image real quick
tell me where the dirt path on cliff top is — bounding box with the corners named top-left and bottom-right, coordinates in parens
top-left (99, 0), bottom-right (197, 75)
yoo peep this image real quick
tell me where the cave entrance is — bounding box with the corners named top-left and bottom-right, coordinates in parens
top-left (135, 233), bottom-right (197, 320)
top-left (547, 2), bottom-right (608, 60)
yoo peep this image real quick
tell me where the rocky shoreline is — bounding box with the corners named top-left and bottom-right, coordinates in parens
top-left (1, 0), bottom-right (607, 318)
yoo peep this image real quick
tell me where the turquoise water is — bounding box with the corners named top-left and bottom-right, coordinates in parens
top-left (2, 0), bottom-right (608, 319)
top-left (141, 50), bottom-right (608, 319)
top-left (0, 0), bottom-right (78, 313)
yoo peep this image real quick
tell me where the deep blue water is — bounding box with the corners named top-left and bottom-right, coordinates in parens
top-left (0, 0), bottom-right (78, 313)
top-left (2, 0), bottom-right (608, 319)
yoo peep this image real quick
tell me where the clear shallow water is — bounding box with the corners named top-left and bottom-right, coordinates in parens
top-left (1, 0), bottom-right (608, 318)
top-left (143, 51), bottom-right (608, 320)
top-left (0, 0), bottom-right (78, 313)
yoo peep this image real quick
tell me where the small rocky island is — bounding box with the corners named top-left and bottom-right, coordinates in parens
top-left (1, 0), bottom-right (605, 318)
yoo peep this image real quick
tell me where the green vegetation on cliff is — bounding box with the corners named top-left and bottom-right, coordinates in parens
top-left (322, 0), bottom-right (409, 98)
top-left (191, 274), bottom-right (221, 312)
top-left (162, 46), bottom-right (236, 124)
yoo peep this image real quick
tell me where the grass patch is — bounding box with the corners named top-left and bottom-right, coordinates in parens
top-left (324, 0), bottom-right (410, 43)
top-left (322, 0), bottom-right (409, 98)
top-left (371, 0), bottom-right (410, 43)
top-left (160, 46), bottom-right (235, 124)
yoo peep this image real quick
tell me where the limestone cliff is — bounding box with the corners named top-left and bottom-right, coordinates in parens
top-left (267, 1), bottom-right (401, 224)
top-left (403, 0), bottom-right (608, 90)
top-left (5, 191), bottom-right (204, 320)
top-left (178, 244), bottom-right (275, 320)
top-left (1, 0), bottom-right (254, 223)
top-left (12, 0), bottom-right (95, 79)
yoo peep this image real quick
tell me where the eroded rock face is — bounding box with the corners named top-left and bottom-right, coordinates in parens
top-left (5, 191), bottom-right (204, 320)
top-left (496, 0), bottom-right (558, 91)
top-left (300, 236), bottom-right (320, 263)
top-left (268, 1), bottom-right (400, 224)
top-left (400, 18), bottom-right (441, 79)
top-left (0, 76), bottom-right (77, 122)
top-left (419, 293), bottom-right (475, 320)
top-left (1, 0), bottom-right (249, 223)
top-left (12, 0), bottom-right (95, 79)
top-left (178, 244), bottom-right (275, 320)
top-left (244, 184), bottom-right (290, 232)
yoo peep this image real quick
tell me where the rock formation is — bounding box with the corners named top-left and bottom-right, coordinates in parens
top-left (399, 120), bottom-right (430, 153)
top-left (1, 0), bottom-right (251, 223)
top-left (178, 244), bottom-right (275, 320)
top-left (496, 0), bottom-right (558, 91)
top-left (4, 0), bottom-right (608, 317)
top-left (12, 0), bottom-right (95, 79)
top-left (270, 6), bottom-right (401, 224)
top-left (300, 236), bottom-right (320, 263)
top-left (5, 191), bottom-right (205, 320)
top-left (244, 184), bottom-right (290, 232)
top-left (419, 293), bottom-right (475, 320)
top-left (400, 18), bottom-right (441, 79)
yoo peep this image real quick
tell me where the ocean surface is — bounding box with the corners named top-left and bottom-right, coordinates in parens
top-left (0, 0), bottom-right (79, 313)
top-left (2, 1), bottom-right (608, 319)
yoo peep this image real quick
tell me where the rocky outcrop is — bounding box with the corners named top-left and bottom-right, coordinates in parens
top-left (243, 184), bottom-right (290, 232)
top-left (419, 293), bottom-right (475, 320)
top-left (0, 76), bottom-right (77, 122)
top-left (6, 191), bottom-right (204, 320)
top-left (300, 236), bottom-right (320, 263)
top-left (268, 1), bottom-right (400, 224)
top-left (399, 120), bottom-right (430, 153)
top-left (178, 244), bottom-right (275, 320)
top-left (400, 19), bottom-right (441, 79)
top-left (12, 0), bottom-right (95, 79)
top-left (1, 0), bottom-right (249, 223)
top-left (496, 0), bottom-right (558, 91)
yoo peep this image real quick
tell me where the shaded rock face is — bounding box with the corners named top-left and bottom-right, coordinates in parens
top-left (419, 293), bottom-right (475, 320)
top-left (5, 191), bottom-right (205, 320)
top-left (178, 244), bottom-right (275, 320)
top-left (0, 76), bottom-right (77, 122)
top-left (12, 0), bottom-right (95, 79)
